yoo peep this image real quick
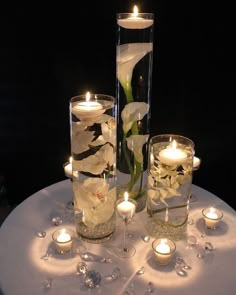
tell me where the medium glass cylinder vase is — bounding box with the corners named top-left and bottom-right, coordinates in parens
top-left (116, 10), bottom-right (154, 212)
top-left (70, 93), bottom-right (116, 243)
top-left (146, 134), bottom-right (195, 240)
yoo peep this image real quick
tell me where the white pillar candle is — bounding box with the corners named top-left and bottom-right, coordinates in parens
top-left (117, 6), bottom-right (153, 29)
top-left (117, 192), bottom-right (136, 219)
top-left (159, 140), bottom-right (187, 166)
top-left (72, 92), bottom-right (104, 120)
top-left (202, 207), bottom-right (223, 229)
top-left (152, 238), bottom-right (175, 265)
top-left (52, 228), bottom-right (74, 254)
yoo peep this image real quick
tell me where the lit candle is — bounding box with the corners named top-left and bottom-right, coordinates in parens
top-left (159, 140), bottom-right (187, 166)
top-left (52, 228), bottom-right (75, 254)
top-left (193, 156), bottom-right (201, 170)
top-left (117, 6), bottom-right (153, 29)
top-left (152, 238), bottom-right (176, 265)
top-left (64, 156), bottom-right (72, 178)
top-left (202, 207), bottom-right (223, 229)
top-left (117, 192), bottom-right (136, 219)
top-left (72, 92), bottom-right (104, 120)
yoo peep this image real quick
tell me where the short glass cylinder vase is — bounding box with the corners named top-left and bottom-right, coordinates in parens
top-left (116, 10), bottom-right (154, 212)
top-left (70, 93), bottom-right (117, 243)
top-left (146, 134), bottom-right (195, 240)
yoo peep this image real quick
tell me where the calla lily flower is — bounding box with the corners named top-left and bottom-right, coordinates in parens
top-left (117, 43), bottom-right (153, 88)
top-left (126, 134), bottom-right (149, 163)
top-left (73, 143), bottom-right (114, 175)
top-left (121, 102), bottom-right (149, 133)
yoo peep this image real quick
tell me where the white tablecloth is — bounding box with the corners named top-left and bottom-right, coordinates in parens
top-left (0, 180), bottom-right (236, 295)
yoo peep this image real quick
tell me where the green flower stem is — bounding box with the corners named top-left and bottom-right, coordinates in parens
top-left (122, 133), bottom-right (134, 177)
top-left (147, 204), bottom-right (188, 215)
top-left (122, 83), bottom-right (142, 194)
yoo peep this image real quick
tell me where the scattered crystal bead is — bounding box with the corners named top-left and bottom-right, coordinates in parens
top-left (51, 216), bottom-right (62, 226)
top-left (111, 268), bottom-right (121, 280)
top-left (187, 235), bottom-right (197, 246)
top-left (146, 282), bottom-right (154, 293)
top-left (83, 270), bottom-right (101, 288)
top-left (188, 218), bottom-right (194, 225)
top-left (143, 236), bottom-right (151, 243)
top-left (76, 261), bottom-right (87, 275)
top-left (42, 278), bottom-right (53, 289)
top-left (36, 231), bottom-right (46, 238)
top-left (175, 264), bottom-right (187, 276)
top-left (205, 242), bottom-right (214, 251)
top-left (136, 266), bottom-right (145, 275)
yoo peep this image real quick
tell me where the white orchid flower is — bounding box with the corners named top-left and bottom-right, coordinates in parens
top-left (126, 134), bottom-right (149, 163)
top-left (83, 187), bottom-right (116, 226)
top-left (91, 118), bottom-right (116, 147)
top-left (117, 43), bottom-right (153, 88)
top-left (73, 143), bottom-right (114, 175)
top-left (71, 130), bottom-right (95, 154)
top-left (121, 102), bottom-right (149, 133)
top-left (73, 178), bottom-right (116, 226)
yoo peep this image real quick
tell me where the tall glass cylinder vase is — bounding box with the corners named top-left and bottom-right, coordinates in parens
top-left (116, 10), bottom-right (154, 212)
top-left (146, 134), bottom-right (195, 240)
top-left (70, 93), bottom-right (116, 243)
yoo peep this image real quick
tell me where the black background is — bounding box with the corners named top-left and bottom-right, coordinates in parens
top-left (0, 1), bottom-right (235, 209)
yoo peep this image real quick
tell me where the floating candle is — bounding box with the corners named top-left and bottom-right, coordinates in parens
top-left (159, 140), bottom-right (187, 166)
top-left (117, 6), bottom-right (153, 29)
top-left (72, 92), bottom-right (104, 121)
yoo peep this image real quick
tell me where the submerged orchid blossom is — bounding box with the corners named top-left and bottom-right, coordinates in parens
top-left (121, 102), bottom-right (149, 134)
top-left (90, 117), bottom-right (116, 147)
top-left (126, 134), bottom-right (149, 163)
top-left (73, 178), bottom-right (116, 226)
top-left (117, 43), bottom-right (153, 94)
top-left (73, 143), bottom-right (114, 175)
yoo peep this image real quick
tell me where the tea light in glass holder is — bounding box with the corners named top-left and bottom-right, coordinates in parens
top-left (152, 238), bottom-right (176, 265)
top-left (202, 207), bottom-right (223, 229)
top-left (52, 228), bottom-right (75, 254)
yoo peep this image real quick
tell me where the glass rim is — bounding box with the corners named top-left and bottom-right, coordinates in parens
top-left (69, 93), bottom-right (116, 103)
top-left (117, 12), bottom-right (154, 19)
top-left (70, 93), bottom-right (116, 104)
top-left (152, 238), bottom-right (176, 255)
top-left (149, 134), bottom-right (195, 149)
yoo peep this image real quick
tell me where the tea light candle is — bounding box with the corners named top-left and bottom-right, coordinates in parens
top-left (72, 92), bottom-right (104, 120)
top-left (117, 192), bottom-right (136, 219)
top-left (152, 238), bottom-right (176, 265)
top-left (202, 207), bottom-right (223, 229)
top-left (64, 156), bottom-right (72, 178)
top-left (117, 6), bottom-right (153, 29)
top-left (159, 140), bottom-right (187, 166)
top-left (52, 228), bottom-right (75, 254)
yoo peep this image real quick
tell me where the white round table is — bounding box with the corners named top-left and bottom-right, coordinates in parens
top-left (0, 180), bottom-right (236, 295)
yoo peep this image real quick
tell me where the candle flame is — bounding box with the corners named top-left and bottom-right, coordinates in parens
top-left (85, 91), bottom-right (91, 102)
top-left (210, 207), bottom-right (215, 214)
top-left (171, 140), bottom-right (177, 150)
top-left (133, 5), bottom-right (139, 17)
top-left (124, 191), bottom-right (129, 201)
top-left (161, 238), bottom-right (167, 245)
